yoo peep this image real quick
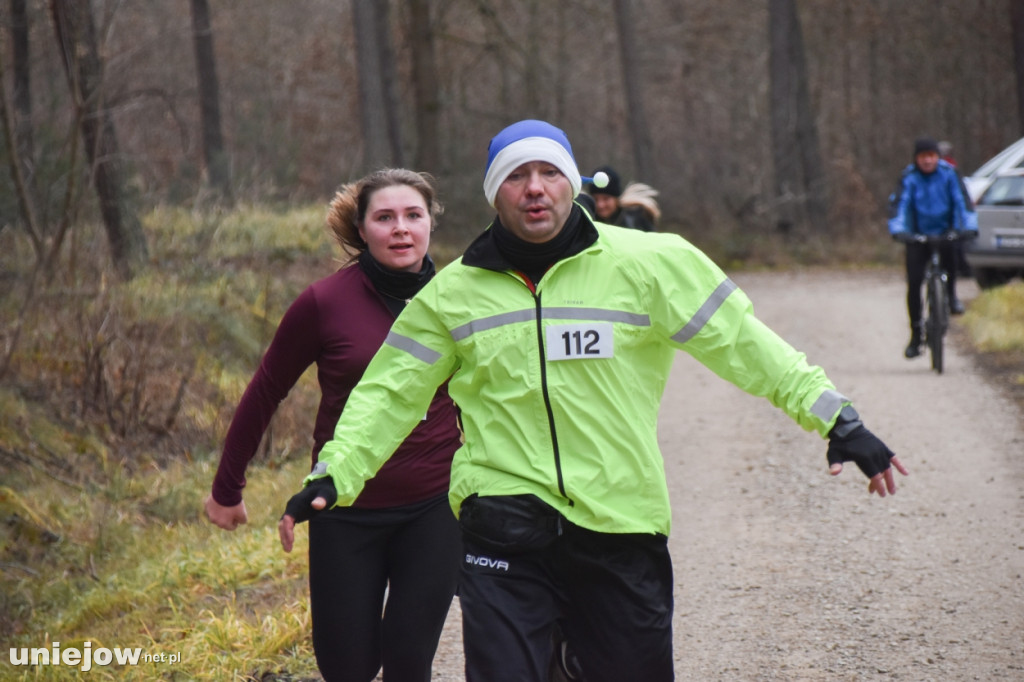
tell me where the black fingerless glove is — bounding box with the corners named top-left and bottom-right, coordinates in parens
top-left (282, 477), bottom-right (338, 524)
top-left (826, 405), bottom-right (896, 479)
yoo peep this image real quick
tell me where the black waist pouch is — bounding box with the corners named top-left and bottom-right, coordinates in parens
top-left (458, 493), bottom-right (562, 554)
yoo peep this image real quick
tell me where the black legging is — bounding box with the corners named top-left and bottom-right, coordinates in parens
top-left (904, 240), bottom-right (958, 328)
top-left (308, 494), bottom-right (461, 682)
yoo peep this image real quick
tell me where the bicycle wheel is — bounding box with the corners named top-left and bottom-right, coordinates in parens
top-left (926, 275), bottom-right (946, 373)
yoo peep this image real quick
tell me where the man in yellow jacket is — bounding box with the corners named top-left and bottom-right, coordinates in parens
top-left (280, 119), bottom-right (907, 682)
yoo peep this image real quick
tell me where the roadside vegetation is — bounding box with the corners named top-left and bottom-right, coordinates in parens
top-left (1, 206), bottom-right (1019, 681)
top-left (962, 280), bottom-right (1024, 355)
top-left (960, 280), bottom-right (1024, 411)
top-left (1, 204), bottom-right (337, 680)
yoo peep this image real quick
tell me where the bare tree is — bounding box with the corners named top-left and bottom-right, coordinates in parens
top-left (1012, 0), bottom-right (1024, 135)
top-left (50, 0), bottom-right (147, 280)
top-left (612, 0), bottom-right (655, 184)
top-left (2, 2), bottom-right (1017, 239)
top-left (352, 0), bottom-right (396, 171)
top-left (1, 20), bottom-right (83, 379)
top-left (10, 0), bottom-right (35, 201)
top-left (4, 0), bottom-right (39, 247)
top-left (2, 2), bottom-right (82, 274)
top-left (1, 35), bottom-right (40, 257)
top-left (768, 0), bottom-right (828, 234)
top-left (409, 0), bottom-right (440, 173)
top-left (374, 0), bottom-right (404, 167)
top-left (190, 0), bottom-right (232, 201)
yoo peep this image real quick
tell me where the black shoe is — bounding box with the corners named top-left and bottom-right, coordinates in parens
top-left (904, 326), bottom-right (922, 358)
top-left (950, 299), bottom-right (965, 315)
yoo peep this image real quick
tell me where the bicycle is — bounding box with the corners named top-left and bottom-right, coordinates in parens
top-left (904, 232), bottom-right (965, 374)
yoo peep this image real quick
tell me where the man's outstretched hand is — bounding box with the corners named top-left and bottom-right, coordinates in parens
top-left (827, 409), bottom-right (908, 497)
top-left (277, 478), bottom-right (338, 552)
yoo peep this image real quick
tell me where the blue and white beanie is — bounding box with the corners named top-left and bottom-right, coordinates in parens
top-left (482, 120), bottom-right (583, 207)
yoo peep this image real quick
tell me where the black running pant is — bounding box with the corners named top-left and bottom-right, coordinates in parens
top-left (458, 496), bottom-right (674, 682)
top-left (905, 240), bottom-right (958, 328)
top-left (308, 494), bottom-right (461, 682)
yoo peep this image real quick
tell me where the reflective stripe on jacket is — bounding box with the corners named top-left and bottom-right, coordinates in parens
top-left (311, 218), bottom-right (846, 535)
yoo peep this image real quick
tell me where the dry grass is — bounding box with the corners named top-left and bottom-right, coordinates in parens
top-left (3, 456), bottom-right (320, 681)
top-left (1, 203), bottom-right (336, 680)
top-left (961, 280), bottom-right (1024, 354)
top-left (958, 280), bottom-right (1024, 412)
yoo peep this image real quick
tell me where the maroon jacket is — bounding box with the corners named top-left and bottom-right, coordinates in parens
top-left (211, 264), bottom-right (461, 509)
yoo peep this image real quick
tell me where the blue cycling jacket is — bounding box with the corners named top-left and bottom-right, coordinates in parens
top-left (888, 160), bottom-right (977, 236)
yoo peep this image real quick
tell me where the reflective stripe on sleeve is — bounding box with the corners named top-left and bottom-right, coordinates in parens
top-left (670, 278), bottom-right (738, 344)
top-left (809, 389), bottom-right (849, 422)
top-left (384, 331), bottom-right (443, 364)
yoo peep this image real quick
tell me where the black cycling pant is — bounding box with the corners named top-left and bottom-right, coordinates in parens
top-left (905, 240), bottom-right (958, 328)
top-left (458, 494), bottom-right (675, 682)
top-left (308, 494), bottom-right (461, 682)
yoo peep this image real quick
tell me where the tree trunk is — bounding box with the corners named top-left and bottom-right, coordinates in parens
top-left (612, 0), bottom-right (655, 184)
top-left (768, 0), bottom-right (828, 235)
top-left (4, 0), bottom-right (42, 251)
top-left (408, 0), bottom-right (440, 173)
top-left (190, 0), bottom-right (232, 201)
top-left (0, 42), bottom-right (42, 257)
top-left (374, 0), bottom-right (404, 167)
top-left (1012, 0), bottom-right (1024, 135)
top-left (523, 0), bottom-right (543, 113)
top-left (352, 0), bottom-right (393, 172)
top-left (10, 0), bottom-right (35, 192)
top-left (50, 0), bottom-right (147, 280)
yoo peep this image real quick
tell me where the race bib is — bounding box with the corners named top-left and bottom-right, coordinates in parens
top-left (545, 322), bottom-right (614, 360)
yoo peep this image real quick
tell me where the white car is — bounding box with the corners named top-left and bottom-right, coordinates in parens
top-left (963, 136), bottom-right (1024, 202)
top-left (964, 169), bottom-right (1024, 288)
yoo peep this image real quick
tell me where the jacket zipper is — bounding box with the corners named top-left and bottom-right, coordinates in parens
top-left (533, 291), bottom-right (573, 506)
top-left (505, 269), bottom-right (574, 507)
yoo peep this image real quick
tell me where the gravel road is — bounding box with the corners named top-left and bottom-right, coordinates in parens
top-left (425, 268), bottom-right (1024, 681)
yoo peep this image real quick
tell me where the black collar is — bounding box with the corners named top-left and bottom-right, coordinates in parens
top-left (358, 250), bottom-right (436, 316)
top-left (462, 203), bottom-right (600, 279)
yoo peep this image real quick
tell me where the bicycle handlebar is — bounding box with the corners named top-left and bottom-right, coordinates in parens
top-left (893, 230), bottom-right (976, 244)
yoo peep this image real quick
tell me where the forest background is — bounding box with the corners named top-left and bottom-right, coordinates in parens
top-left (2, 1), bottom-right (1024, 680)
top-left (4, 0), bottom-right (1024, 266)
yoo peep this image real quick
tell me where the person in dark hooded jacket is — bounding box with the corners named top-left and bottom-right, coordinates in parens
top-left (585, 165), bottom-right (659, 231)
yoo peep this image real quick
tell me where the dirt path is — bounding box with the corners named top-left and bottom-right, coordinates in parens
top-left (428, 268), bottom-right (1024, 681)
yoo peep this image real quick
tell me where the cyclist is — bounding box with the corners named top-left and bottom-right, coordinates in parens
top-left (888, 137), bottom-right (978, 359)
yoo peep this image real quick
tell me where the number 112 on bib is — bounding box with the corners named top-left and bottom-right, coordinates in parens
top-left (545, 322), bottom-right (614, 360)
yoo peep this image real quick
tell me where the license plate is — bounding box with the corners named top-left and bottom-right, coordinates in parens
top-left (995, 235), bottom-right (1024, 249)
